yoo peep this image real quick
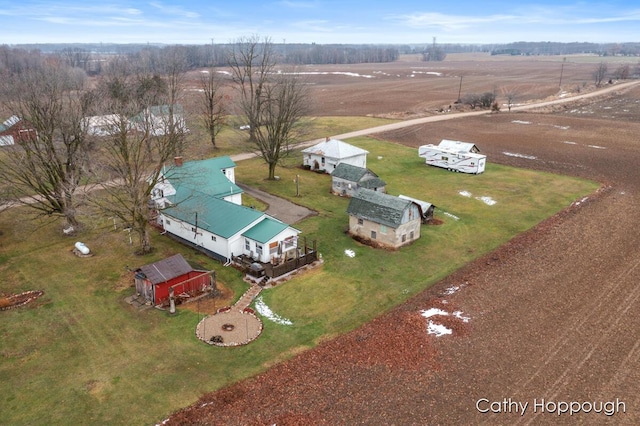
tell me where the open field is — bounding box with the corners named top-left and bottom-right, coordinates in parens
top-left (2, 53), bottom-right (639, 425)
top-left (166, 54), bottom-right (640, 424)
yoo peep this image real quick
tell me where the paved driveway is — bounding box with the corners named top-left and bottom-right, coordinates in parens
top-left (237, 183), bottom-right (317, 225)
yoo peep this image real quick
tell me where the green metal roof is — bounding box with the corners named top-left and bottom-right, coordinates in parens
top-left (165, 157), bottom-right (242, 199)
top-left (242, 217), bottom-right (292, 243)
top-left (346, 188), bottom-right (413, 228)
top-left (163, 191), bottom-right (263, 239)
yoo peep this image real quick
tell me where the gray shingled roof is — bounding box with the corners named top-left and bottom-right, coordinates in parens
top-left (331, 163), bottom-right (386, 188)
top-left (331, 163), bottom-right (371, 180)
top-left (137, 254), bottom-right (193, 284)
top-left (346, 188), bottom-right (413, 228)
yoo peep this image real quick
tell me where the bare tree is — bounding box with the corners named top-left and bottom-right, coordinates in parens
top-left (0, 61), bottom-right (94, 232)
top-left (228, 36), bottom-right (311, 179)
top-left (613, 64), bottom-right (630, 80)
top-left (198, 67), bottom-right (227, 149)
top-left (502, 88), bottom-right (518, 112)
top-left (252, 69), bottom-right (310, 180)
top-left (593, 62), bottom-right (608, 87)
top-left (90, 59), bottom-right (187, 254)
top-left (227, 35), bottom-right (277, 142)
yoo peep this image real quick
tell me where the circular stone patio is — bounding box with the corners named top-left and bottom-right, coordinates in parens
top-left (195, 309), bottom-right (263, 347)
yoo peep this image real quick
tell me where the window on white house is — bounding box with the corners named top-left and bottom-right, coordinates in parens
top-left (165, 219), bottom-right (171, 226)
top-left (245, 239), bottom-right (251, 251)
top-left (256, 244), bottom-right (263, 256)
top-left (283, 236), bottom-right (297, 250)
top-left (371, 231), bottom-right (377, 239)
top-left (358, 218), bottom-right (364, 225)
top-left (211, 235), bottom-right (216, 241)
top-left (402, 234), bottom-right (407, 242)
top-left (410, 231), bottom-right (414, 240)
top-left (380, 225), bottom-right (387, 234)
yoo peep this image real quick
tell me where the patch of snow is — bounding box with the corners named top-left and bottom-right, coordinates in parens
top-left (587, 145), bottom-right (606, 149)
top-left (443, 286), bottom-right (460, 295)
top-left (290, 71), bottom-right (374, 78)
top-left (443, 211), bottom-right (460, 221)
top-left (476, 196), bottom-right (496, 206)
top-left (563, 141), bottom-right (578, 145)
top-left (511, 120), bottom-right (531, 125)
top-left (459, 190), bottom-right (472, 197)
top-left (453, 311), bottom-right (471, 322)
top-left (255, 296), bottom-right (293, 326)
top-left (412, 71), bottom-right (443, 76)
top-left (503, 152), bottom-right (537, 160)
top-left (421, 306), bottom-right (471, 337)
top-left (421, 308), bottom-right (449, 318)
top-left (427, 321), bottom-right (452, 336)
top-left (553, 125), bottom-right (570, 130)
top-left (573, 196), bottom-right (589, 206)
top-left (344, 249), bottom-right (356, 258)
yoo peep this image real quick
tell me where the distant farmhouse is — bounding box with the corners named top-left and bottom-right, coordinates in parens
top-left (346, 188), bottom-right (422, 249)
top-left (83, 104), bottom-right (188, 138)
top-left (330, 163), bottom-right (386, 197)
top-left (132, 104), bottom-right (189, 136)
top-left (302, 138), bottom-right (368, 173)
top-left (0, 116), bottom-right (37, 146)
top-left (151, 156), bottom-right (307, 274)
top-left (82, 114), bottom-right (123, 136)
top-left (418, 139), bottom-right (486, 174)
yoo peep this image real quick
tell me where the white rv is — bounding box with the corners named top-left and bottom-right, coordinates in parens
top-left (418, 139), bottom-right (486, 174)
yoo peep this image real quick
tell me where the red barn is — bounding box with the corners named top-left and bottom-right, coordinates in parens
top-left (134, 254), bottom-right (212, 306)
top-left (0, 116), bottom-right (37, 146)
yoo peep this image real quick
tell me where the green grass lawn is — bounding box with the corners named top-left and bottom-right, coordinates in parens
top-left (0, 136), bottom-right (599, 425)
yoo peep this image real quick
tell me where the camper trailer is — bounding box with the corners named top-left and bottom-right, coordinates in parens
top-left (418, 140), bottom-right (486, 174)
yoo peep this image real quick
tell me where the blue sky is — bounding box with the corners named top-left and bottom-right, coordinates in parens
top-left (0, 1), bottom-right (638, 45)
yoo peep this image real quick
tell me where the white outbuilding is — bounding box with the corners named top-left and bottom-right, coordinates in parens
top-left (302, 137), bottom-right (369, 173)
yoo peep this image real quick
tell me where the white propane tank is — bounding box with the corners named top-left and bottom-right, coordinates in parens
top-left (74, 241), bottom-right (90, 255)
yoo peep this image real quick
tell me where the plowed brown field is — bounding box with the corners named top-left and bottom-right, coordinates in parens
top-left (168, 55), bottom-right (640, 425)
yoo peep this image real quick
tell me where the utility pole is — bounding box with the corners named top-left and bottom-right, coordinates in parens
top-left (457, 75), bottom-right (463, 102)
top-left (559, 57), bottom-right (566, 88)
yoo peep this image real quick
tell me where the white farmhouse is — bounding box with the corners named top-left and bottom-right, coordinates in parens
top-left (152, 156), bottom-right (301, 266)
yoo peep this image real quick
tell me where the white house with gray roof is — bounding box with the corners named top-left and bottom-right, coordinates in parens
top-left (302, 138), bottom-right (368, 173)
top-left (330, 163), bottom-right (386, 197)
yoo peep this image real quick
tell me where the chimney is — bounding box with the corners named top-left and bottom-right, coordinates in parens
top-left (174, 156), bottom-right (183, 167)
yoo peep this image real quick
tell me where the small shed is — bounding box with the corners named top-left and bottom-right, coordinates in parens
top-left (346, 188), bottom-right (422, 249)
top-left (398, 194), bottom-right (436, 223)
top-left (330, 163), bottom-right (386, 197)
top-left (302, 137), bottom-right (369, 173)
top-left (134, 254), bottom-right (212, 306)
